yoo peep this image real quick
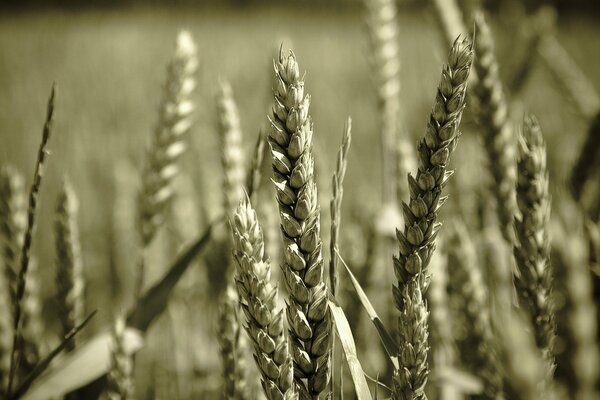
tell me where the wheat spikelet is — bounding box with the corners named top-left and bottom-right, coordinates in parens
top-left (329, 118), bottom-right (352, 297)
top-left (231, 198), bottom-right (296, 400)
top-left (513, 114), bottom-right (556, 377)
top-left (552, 223), bottom-right (600, 400)
top-left (105, 316), bottom-right (135, 400)
top-left (392, 36), bottom-right (473, 400)
top-left (364, 0), bottom-right (415, 206)
top-left (54, 179), bottom-right (85, 352)
top-left (0, 165), bottom-right (26, 323)
top-left (217, 79), bottom-right (246, 216)
top-left (217, 285), bottom-right (249, 400)
top-left (268, 48), bottom-right (331, 398)
top-left (445, 221), bottom-right (504, 400)
top-left (570, 111), bottom-right (600, 202)
top-left (8, 84), bottom-right (56, 393)
top-left (138, 30), bottom-right (197, 247)
top-left (472, 12), bottom-right (518, 244)
top-left (539, 34), bottom-right (600, 120)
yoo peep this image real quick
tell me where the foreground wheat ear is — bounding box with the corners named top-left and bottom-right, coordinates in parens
top-left (513, 114), bottom-right (556, 376)
top-left (54, 179), bottom-right (85, 352)
top-left (268, 48), bottom-right (331, 398)
top-left (231, 197), bottom-right (296, 400)
top-left (392, 36), bottom-right (473, 400)
top-left (472, 12), bottom-right (518, 245)
top-left (138, 30), bottom-right (198, 247)
top-left (105, 316), bottom-right (135, 400)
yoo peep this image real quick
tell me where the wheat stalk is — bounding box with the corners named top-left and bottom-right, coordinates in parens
top-left (138, 30), bottom-right (197, 247)
top-left (445, 221), bottom-right (504, 400)
top-left (217, 285), bottom-right (249, 400)
top-left (7, 84), bottom-right (56, 393)
top-left (392, 36), bottom-right (474, 400)
top-left (137, 30), bottom-right (197, 299)
top-left (513, 114), bottom-right (556, 376)
top-left (364, 0), bottom-right (415, 207)
top-left (231, 197), bottom-right (296, 400)
top-left (105, 316), bottom-right (135, 400)
top-left (472, 12), bottom-right (518, 244)
top-left (268, 48), bottom-right (331, 398)
top-left (329, 118), bottom-right (352, 297)
top-left (217, 79), bottom-right (246, 216)
top-left (54, 179), bottom-right (85, 352)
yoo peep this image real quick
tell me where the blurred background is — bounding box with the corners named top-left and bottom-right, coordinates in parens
top-left (0, 0), bottom-right (599, 398)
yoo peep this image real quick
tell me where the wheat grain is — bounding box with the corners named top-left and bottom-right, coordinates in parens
top-left (392, 36), bottom-right (473, 400)
top-left (217, 79), bottom-right (246, 216)
top-left (445, 221), bottom-right (504, 400)
top-left (7, 84), bottom-right (56, 393)
top-left (105, 316), bottom-right (135, 400)
top-left (268, 48), bottom-right (331, 398)
top-left (472, 12), bottom-right (518, 244)
top-left (231, 197), bottom-right (296, 400)
top-left (329, 117), bottom-right (352, 297)
top-left (513, 114), bottom-right (556, 378)
top-left (138, 30), bottom-right (197, 247)
top-left (54, 179), bottom-right (85, 352)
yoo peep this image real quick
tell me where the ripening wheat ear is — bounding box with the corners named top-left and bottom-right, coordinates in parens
top-left (553, 223), bottom-right (600, 400)
top-left (363, 0), bottom-right (415, 206)
top-left (7, 84), bottom-right (56, 393)
top-left (54, 179), bottom-right (85, 352)
top-left (231, 198), bottom-right (296, 400)
top-left (329, 118), bottom-right (352, 297)
top-left (217, 79), bottom-right (246, 216)
top-left (105, 316), bottom-right (135, 400)
top-left (137, 30), bottom-right (197, 298)
top-left (472, 12), bottom-right (519, 244)
top-left (392, 36), bottom-right (473, 400)
top-left (445, 221), bottom-right (504, 400)
top-left (138, 30), bottom-right (198, 247)
top-left (513, 114), bottom-right (556, 376)
top-left (18, 257), bottom-right (43, 377)
top-left (268, 48), bottom-right (331, 398)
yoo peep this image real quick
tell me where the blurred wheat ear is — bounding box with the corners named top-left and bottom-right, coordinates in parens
top-left (105, 317), bottom-right (135, 400)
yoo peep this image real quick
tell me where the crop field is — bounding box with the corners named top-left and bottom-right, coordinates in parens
top-left (0, 1), bottom-right (599, 399)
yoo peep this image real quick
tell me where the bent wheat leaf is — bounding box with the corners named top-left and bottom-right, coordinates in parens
top-left (329, 299), bottom-right (372, 400)
top-left (336, 249), bottom-right (399, 369)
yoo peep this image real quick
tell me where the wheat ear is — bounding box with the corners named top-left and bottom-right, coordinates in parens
top-left (231, 197), bottom-right (296, 400)
top-left (329, 118), bottom-right (352, 297)
top-left (18, 257), bottom-right (43, 378)
top-left (217, 285), bottom-right (249, 400)
top-left (105, 316), bottom-right (135, 400)
top-left (268, 48), bottom-right (331, 398)
top-left (0, 273), bottom-right (10, 396)
top-left (217, 79), bottom-right (246, 215)
top-left (472, 12), bottom-right (518, 244)
top-left (552, 223), bottom-right (600, 400)
top-left (445, 221), bottom-right (504, 400)
top-left (392, 36), bottom-right (473, 400)
top-left (7, 84), bottom-right (56, 393)
top-left (54, 179), bottom-right (85, 352)
top-left (364, 0), bottom-right (415, 206)
top-left (513, 114), bottom-right (556, 375)
top-left (138, 30), bottom-right (197, 247)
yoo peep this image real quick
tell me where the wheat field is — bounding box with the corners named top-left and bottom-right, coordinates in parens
top-left (0, 1), bottom-right (599, 399)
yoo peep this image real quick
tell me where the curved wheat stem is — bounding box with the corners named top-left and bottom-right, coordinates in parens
top-left (329, 118), bottom-right (352, 297)
top-left (513, 114), bottom-right (555, 375)
top-left (392, 36), bottom-right (474, 400)
top-left (54, 179), bottom-right (85, 352)
top-left (217, 79), bottom-right (246, 216)
top-left (472, 12), bottom-right (518, 244)
top-left (268, 48), bottom-right (331, 398)
top-left (446, 221), bottom-right (504, 400)
top-left (231, 198), bottom-right (296, 400)
top-left (8, 84), bottom-right (56, 393)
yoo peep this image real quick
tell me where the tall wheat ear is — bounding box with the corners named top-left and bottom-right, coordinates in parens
top-left (268, 48), bottom-right (331, 398)
top-left (392, 36), bottom-right (473, 400)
